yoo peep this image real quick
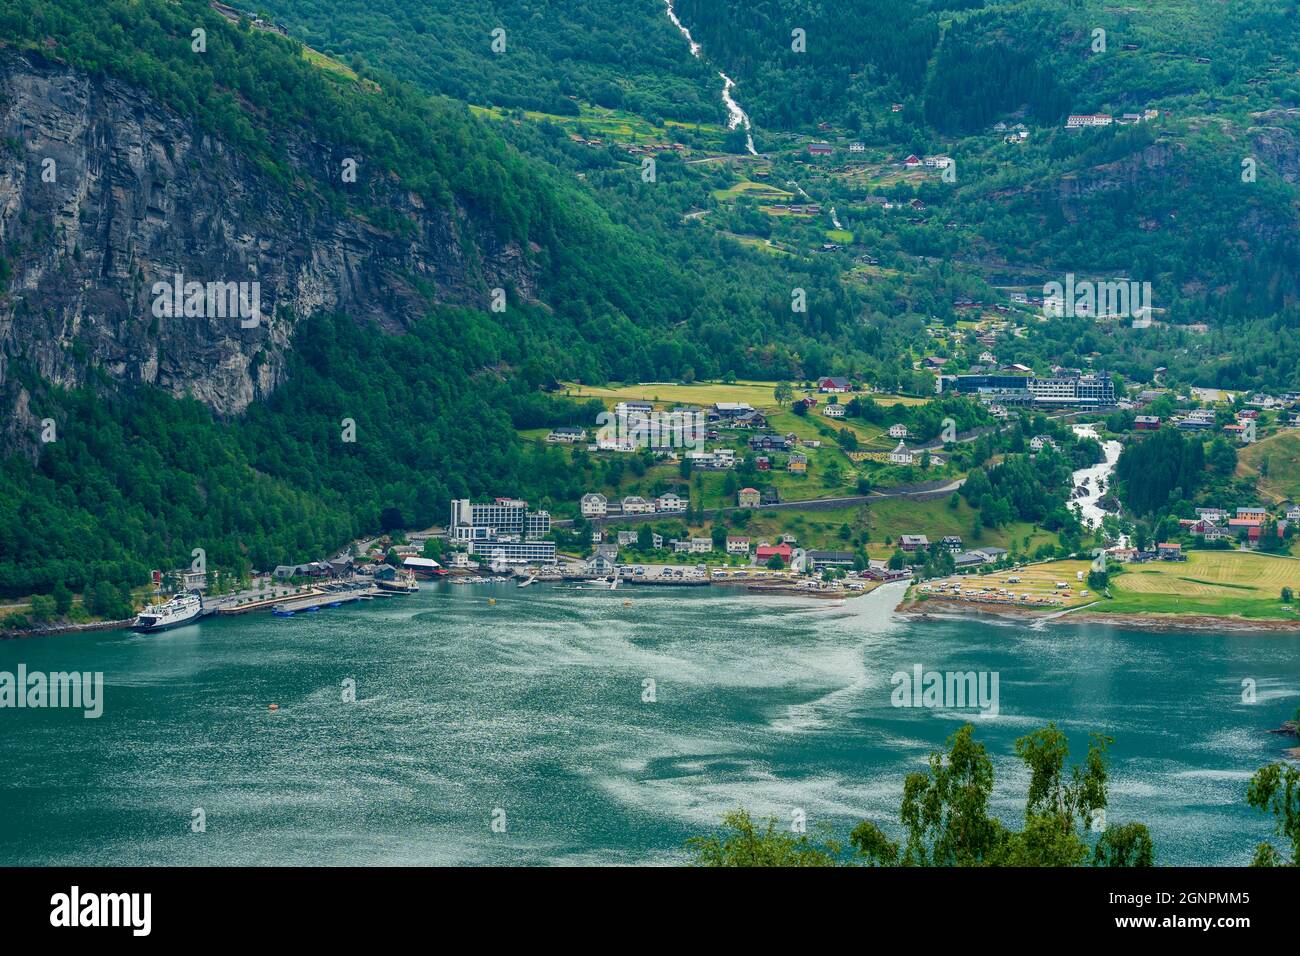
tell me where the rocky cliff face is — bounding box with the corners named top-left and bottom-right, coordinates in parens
top-left (0, 49), bottom-right (534, 448)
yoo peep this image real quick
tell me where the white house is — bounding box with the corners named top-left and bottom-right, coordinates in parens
top-left (1029, 435), bottom-right (1058, 452)
top-left (888, 424), bottom-right (909, 438)
top-left (655, 492), bottom-right (687, 513)
top-left (621, 495), bottom-right (655, 515)
top-left (690, 537), bottom-right (712, 553)
top-left (823, 403), bottom-right (846, 418)
top-left (726, 536), bottom-right (751, 555)
top-left (580, 493), bottom-right (607, 518)
top-left (889, 441), bottom-right (913, 465)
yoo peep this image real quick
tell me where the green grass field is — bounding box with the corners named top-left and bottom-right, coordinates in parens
top-left (560, 380), bottom-right (927, 412)
top-left (470, 102), bottom-right (728, 148)
top-left (1080, 551), bottom-right (1299, 619)
top-left (1238, 430), bottom-right (1300, 504)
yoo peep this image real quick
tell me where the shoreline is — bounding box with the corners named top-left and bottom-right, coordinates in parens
top-left (896, 597), bottom-right (1300, 633)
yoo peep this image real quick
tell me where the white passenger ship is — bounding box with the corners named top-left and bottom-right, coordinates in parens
top-left (132, 592), bottom-right (203, 632)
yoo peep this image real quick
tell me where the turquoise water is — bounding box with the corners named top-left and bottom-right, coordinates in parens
top-left (0, 582), bottom-right (1296, 866)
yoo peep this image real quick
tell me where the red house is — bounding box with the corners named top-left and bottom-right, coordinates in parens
top-left (1134, 415), bottom-right (1161, 430)
top-left (756, 543), bottom-right (793, 564)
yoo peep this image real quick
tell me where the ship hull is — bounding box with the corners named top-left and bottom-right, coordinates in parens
top-left (131, 612), bottom-right (201, 633)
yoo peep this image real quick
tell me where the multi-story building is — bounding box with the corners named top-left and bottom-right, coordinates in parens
top-left (525, 510), bottom-right (551, 540)
top-left (468, 540), bottom-right (557, 565)
top-left (580, 493), bottom-right (608, 518)
top-left (939, 372), bottom-right (1115, 407)
top-left (450, 498), bottom-right (527, 537)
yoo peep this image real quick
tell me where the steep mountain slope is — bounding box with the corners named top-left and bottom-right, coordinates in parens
top-left (251, 0), bottom-right (723, 123)
top-left (0, 0), bottom-right (905, 598)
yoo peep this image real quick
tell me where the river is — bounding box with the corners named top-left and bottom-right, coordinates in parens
top-left (1, 582), bottom-right (1295, 865)
top-left (1071, 423), bottom-right (1123, 530)
top-left (664, 0), bottom-right (757, 155)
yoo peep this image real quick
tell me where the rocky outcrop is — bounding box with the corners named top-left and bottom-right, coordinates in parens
top-left (0, 49), bottom-right (534, 449)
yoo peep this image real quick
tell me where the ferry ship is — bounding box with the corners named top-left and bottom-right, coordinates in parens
top-left (132, 592), bottom-right (203, 632)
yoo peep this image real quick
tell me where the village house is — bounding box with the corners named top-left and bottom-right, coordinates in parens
top-left (546, 426), bottom-right (587, 444)
top-left (849, 142), bottom-right (866, 153)
top-left (900, 534), bottom-right (929, 552)
top-left (1029, 435), bottom-right (1058, 452)
top-left (621, 495), bottom-right (655, 515)
top-left (690, 538), bottom-right (712, 554)
top-left (726, 536), bottom-right (751, 555)
top-left (888, 424), bottom-right (909, 439)
top-left (1237, 506), bottom-right (1268, 522)
top-left (710, 402), bottom-right (755, 421)
top-left (655, 492), bottom-right (687, 513)
top-left (818, 376), bottom-right (852, 393)
top-left (580, 493), bottom-right (608, 518)
top-left (787, 453), bottom-right (808, 474)
top-left (1156, 542), bottom-right (1184, 561)
top-left (888, 441), bottom-right (913, 465)
top-left (1066, 114), bottom-right (1113, 128)
top-left (749, 433), bottom-right (792, 452)
top-left (756, 542), bottom-right (793, 564)
top-left (806, 550), bottom-right (855, 570)
top-left (902, 154), bottom-right (923, 168)
top-left (808, 142), bottom-right (833, 156)
top-left (738, 487), bottom-right (762, 508)
top-left (1196, 507), bottom-right (1228, 523)
top-left (755, 455), bottom-right (771, 471)
top-left (617, 530), bottom-right (639, 546)
top-left (940, 536), bottom-right (964, 553)
top-left (1134, 415), bottom-right (1161, 431)
top-left (822, 403), bottom-right (845, 418)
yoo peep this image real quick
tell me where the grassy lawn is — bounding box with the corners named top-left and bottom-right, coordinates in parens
top-left (1237, 430), bottom-right (1300, 503)
top-left (470, 102), bottom-right (727, 148)
top-left (560, 380), bottom-right (928, 412)
top-left (712, 180), bottom-right (793, 202)
top-left (1099, 550), bottom-right (1300, 618)
top-left (302, 47), bottom-right (359, 81)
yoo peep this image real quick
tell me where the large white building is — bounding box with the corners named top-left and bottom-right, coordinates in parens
top-left (468, 540), bottom-right (557, 565)
top-left (580, 493), bottom-right (608, 518)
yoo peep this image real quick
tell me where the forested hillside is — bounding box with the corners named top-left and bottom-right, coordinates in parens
top-left (252, 0), bottom-right (723, 122)
top-left (0, 0), bottom-right (920, 597)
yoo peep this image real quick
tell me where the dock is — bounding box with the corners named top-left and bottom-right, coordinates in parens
top-left (270, 589), bottom-right (380, 616)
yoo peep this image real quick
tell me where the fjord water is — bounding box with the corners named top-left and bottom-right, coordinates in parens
top-left (1, 583), bottom-right (1296, 866)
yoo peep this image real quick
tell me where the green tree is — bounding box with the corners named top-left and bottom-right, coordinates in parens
top-left (688, 810), bottom-right (841, 866)
top-left (1246, 762), bottom-right (1300, 866)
